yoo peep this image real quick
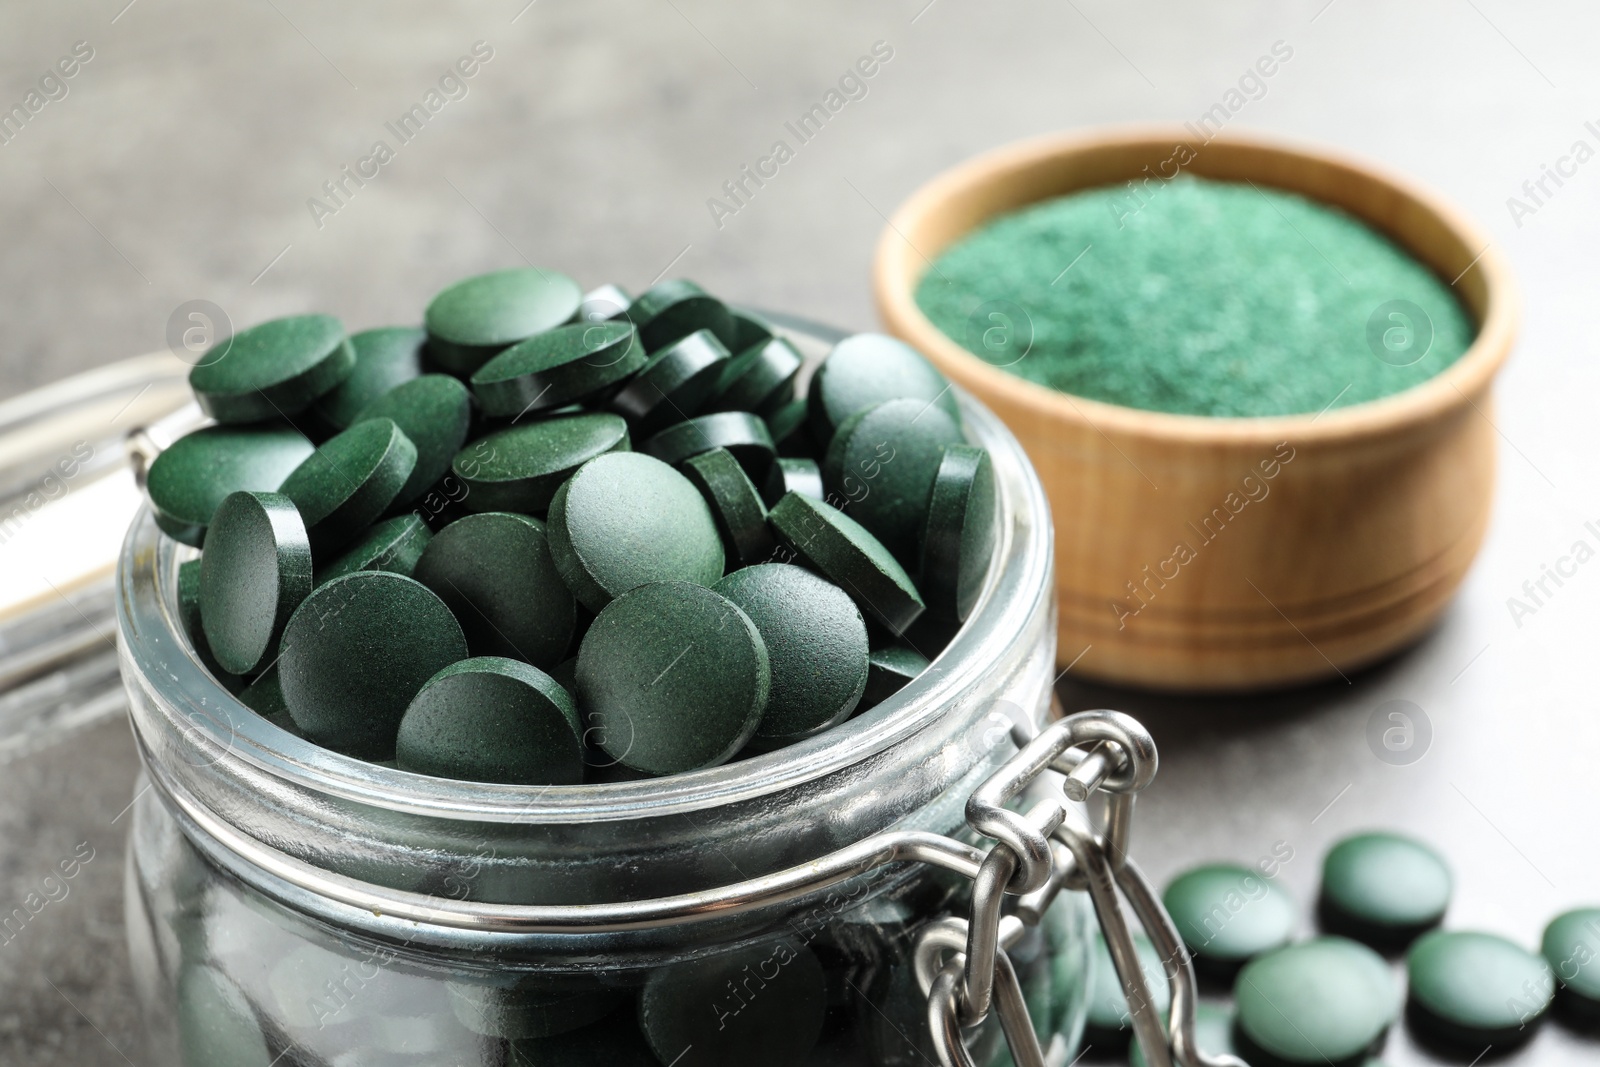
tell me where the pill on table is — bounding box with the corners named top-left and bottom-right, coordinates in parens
top-left (413, 512), bottom-right (574, 667)
top-left (453, 412), bottom-right (630, 515)
top-left (199, 491), bottom-right (313, 676)
top-left (278, 417), bottom-right (417, 553)
top-left (396, 657), bottom-right (583, 785)
top-left (628, 278), bottom-right (735, 352)
top-left (350, 374), bottom-right (472, 507)
top-left (1082, 929), bottom-right (1171, 1048)
top-left (311, 326), bottom-right (426, 433)
top-left (861, 645), bottom-right (931, 710)
top-left (706, 336), bottom-right (803, 417)
top-left (423, 267), bottom-right (582, 375)
top-left (919, 444), bottom-right (997, 622)
top-left (680, 448), bottom-right (775, 568)
top-left (576, 581), bottom-right (769, 775)
top-left (1130, 1002), bottom-right (1236, 1067)
top-left (714, 563), bottom-right (868, 746)
top-left (768, 492), bottom-right (925, 635)
top-left (147, 425), bottom-right (315, 547)
top-left (1542, 908), bottom-right (1600, 1022)
top-left (639, 937), bottom-right (825, 1067)
top-left (189, 313), bottom-right (355, 423)
top-left (761, 456), bottom-right (824, 507)
top-left (807, 332), bottom-right (959, 444)
top-left (608, 328), bottom-right (731, 433)
top-left (642, 410), bottom-right (775, 481)
top-left (577, 283), bottom-right (632, 324)
top-left (1319, 831), bottom-right (1452, 947)
top-left (1234, 937), bottom-right (1398, 1065)
top-left (547, 452), bottom-right (724, 613)
top-left (278, 571), bottom-right (467, 760)
top-left (316, 514), bottom-right (432, 585)
top-left (1406, 930), bottom-right (1554, 1048)
top-left (471, 320), bottom-right (646, 417)
top-left (824, 397), bottom-right (965, 564)
top-left (1163, 863), bottom-right (1296, 974)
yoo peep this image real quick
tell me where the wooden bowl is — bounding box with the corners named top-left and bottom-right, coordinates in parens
top-left (875, 127), bottom-right (1517, 691)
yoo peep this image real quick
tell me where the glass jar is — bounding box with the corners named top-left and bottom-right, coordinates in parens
top-left (116, 326), bottom-right (1089, 1067)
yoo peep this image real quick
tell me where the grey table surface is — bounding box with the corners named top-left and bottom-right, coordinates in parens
top-left (1, 1), bottom-right (1597, 1064)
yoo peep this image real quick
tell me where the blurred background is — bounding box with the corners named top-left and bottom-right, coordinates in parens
top-left (0, 1), bottom-right (1596, 1064)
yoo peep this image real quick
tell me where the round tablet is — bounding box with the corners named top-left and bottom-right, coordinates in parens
top-left (1235, 938), bottom-right (1398, 1065)
top-left (825, 398), bottom-right (965, 564)
top-left (577, 283), bottom-right (632, 324)
top-left (424, 267), bottom-right (582, 374)
top-left (681, 448), bottom-right (774, 568)
top-left (316, 514), bottom-right (432, 585)
top-left (1320, 831), bottom-right (1452, 946)
top-left (278, 417), bottom-right (417, 553)
top-left (1543, 908), bottom-right (1600, 1019)
top-left (643, 411), bottom-right (775, 480)
top-left (447, 981), bottom-right (621, 1040)
top-left (178, 964), bottom-right (272, 1067)
top-left (546, 452), bottom-right (724, 613)
top-left (1163, 864), bottom-right (1297, 972)
top-left (413, 512), bottom-right (575, 668)
top-left (707, 336), bottom-right (802, 416)
top-left (727, 307), bottom-right (774, 352)
top-left (629, 278), bottom-right (735, 352)
top-left (765, 398), bottom-right (813, 456)
top-left (190, 314), bottom-right (355, 423)
top-left (147, 424), bottom-right (315, 547)
top-left (237, 666), bottom-right (298, 734)
top-left (608, 329), bottom-right (731, 433)
top-left (1083, 930), bottom-right (1171, 1046)
top-left (576, 582), bottom-right (769, 774)
top-left (199, 491), bottom-right (313, 675)
top-left (1407, 930), bottom-right (1554, 1047)
top-left (351, 375), bottom-right (472, 507)
top-left (806, 332), bottom-right (959, 444)
top-left (768, 492), bottom-right (925, 636)
top-left (311, 325), bottom-right (426, 433)
top-left (455, 413), bottom-right (630, 515)
top-left (762, 456), bottom-right (824, 508)
top-left (715, 563), bottom-right (868, 745)
top-left (278, 571), bottom-right (467, 760)
top-left (639, 938), bottom-right (825, 1067)
top-left (861, 645), bottom-right (930, 709)
top-left (471, 321), bottom-right (646, 417)
top-left (1131, 1002), bottom-right (1236, 1067)
top-left (396, 657), bottom-right (582, 785)
top-left (919, 444), bottom-right (996, 622)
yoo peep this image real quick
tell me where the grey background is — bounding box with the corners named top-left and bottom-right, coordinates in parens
top-left (2, 0), bottom-right (1597, 1064)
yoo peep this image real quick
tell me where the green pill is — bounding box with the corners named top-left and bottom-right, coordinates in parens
top-left (707, 336), bottom-right (803, 416)
top-left (511, 1002), bottom-right (658, 1066)
top-left (1407, 930), bottom-right (1554, 1048)
top-left (147, 425), bottom-right (315, 547)
top-left (315, 514), bottom-right (432, 585)
top-left (1083, 930), bottom-right (1170, 1048)
top-left (681, 448), bottom-right (775, 568)
top-left (1543, 908), bottom-right (1600, 1021)
top-left (768, 492), bottom-right (925, 635)
top-left (1319, 831), bottom-right (1451, 947)
top-left (177, 558), bottom-right (241, 689)
top-left (728, 307), bottom-right (774, 352)
top-left (825, 397), bottom-right (965, 564)
top-left (861, 645), bottom-right (929, 709)
top-left (454, 413), bottom-right (630, 515)
top-left (1130, 1002), bottom-right (1236, 1067)
top-left (199, 491), bottom-right (313, 676)
top-left (761, 456), bottom-right (824, 508)
top-left (919, 444), bottom-right (996, 622)
top-left (1163, 863), bottom-right (1297, 973)
top-left (424, 267), bottom-right (582, 374)
top-left (177, 964), bottom-right (273, 1067)
top-left (576, 581), bottom-right (769, 775)
top-left (351, 374), bottom-right (472, 507)
top-left (643, 411), bottom-right (776, 480)
top-left (547, 452), bottom-right (724, 613)
top-left (278, 417), bottom-right (417, 553)
top-left (629, 278), bottom-right (735, 352)
top-left (447, 980), bottom-right (621, 1040)
top-left (237, 666), bottom-right (299, 735)
top-left (279, 571), bottom-right (467, 760)
top-left (310, 325), bottom-right (426, 433)
top-left (765, 398), bottom-right (813, 457)
top-left (189, 313), bottom-right (355, 423)
top-left (577, 283), bottom-right (631, 324)
top-left (639, 937), bottom-right (825, 1067)
top-left (413, 512), bottom-right (575, 668)
top-left (714, 563), bottom-right (868, 746)
top-left (806, 332), bottom-right (958, 445)
top-left (471, 320), bottom-right (646, 417)
top-left (608, 328), bottom-right (731, 433)
top-left (1235, 937), bottom-right (1398, 1065)
top-left (396, 657), bottom-right (583, 785)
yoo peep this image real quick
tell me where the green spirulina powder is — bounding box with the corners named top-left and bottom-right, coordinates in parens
top-left (915, 176), bottom-right (1474, 417)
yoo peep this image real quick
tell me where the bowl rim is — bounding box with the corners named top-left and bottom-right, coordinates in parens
top-left (874, 124), bottom-right (1519, 446)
